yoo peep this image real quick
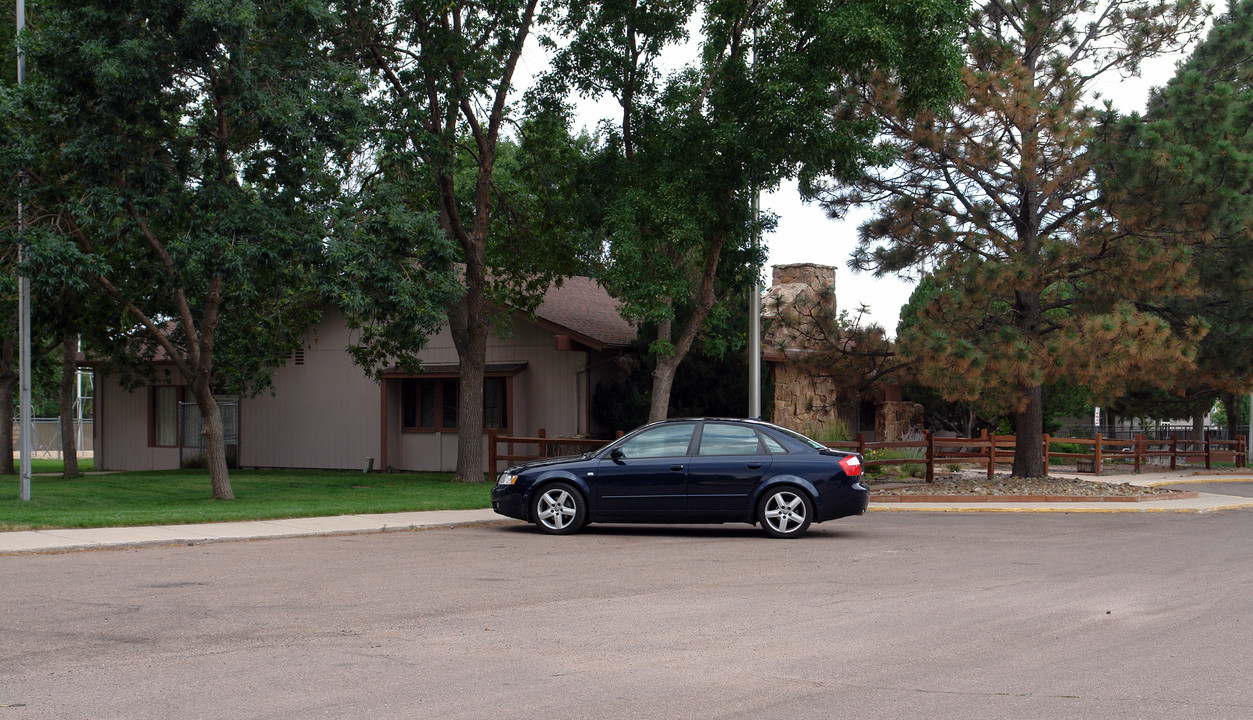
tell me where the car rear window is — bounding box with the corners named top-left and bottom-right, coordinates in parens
top-left (698, 424), bottom-right (763, 456)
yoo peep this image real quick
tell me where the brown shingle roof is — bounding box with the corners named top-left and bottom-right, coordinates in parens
top-left (534, 276), bottom-right (635, 349)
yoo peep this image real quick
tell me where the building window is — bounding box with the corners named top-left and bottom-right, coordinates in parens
top-left (150, 386), bottom-right (184, 447)
top-left (401, 377), bottom-right (508, 431)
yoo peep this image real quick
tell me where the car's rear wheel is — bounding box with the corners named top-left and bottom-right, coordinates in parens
top-left (531, 482), bottom-right (586, 535)
top-left (758, 487), bottom-right (813, 539)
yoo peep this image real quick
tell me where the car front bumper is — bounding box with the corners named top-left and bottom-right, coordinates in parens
top-left (490, 485), bottom-right (528, 521)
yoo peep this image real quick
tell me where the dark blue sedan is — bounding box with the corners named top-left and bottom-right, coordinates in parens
top-left (491, 418), bottom-right (868, 538)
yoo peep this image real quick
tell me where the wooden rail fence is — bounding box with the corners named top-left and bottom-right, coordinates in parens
top-left (823, 431), bottom-right (1247, 481)
top-left (488, 428), bottom-right (1247, 480)
top-left (488, 428), bottom-right (622, 476)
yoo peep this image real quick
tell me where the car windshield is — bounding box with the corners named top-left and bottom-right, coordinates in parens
top-left (771, 425), bottom-right (827, 451)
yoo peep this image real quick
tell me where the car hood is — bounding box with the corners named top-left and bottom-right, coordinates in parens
top-left (506, 454), bottom-right (592, 474)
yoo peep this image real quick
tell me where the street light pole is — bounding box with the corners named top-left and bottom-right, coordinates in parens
top-left (17, 0), bottom-right (33, 501)
top-left (749, 191), bottom-right (761, 419)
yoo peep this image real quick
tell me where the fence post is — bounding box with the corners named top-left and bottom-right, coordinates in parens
top-left (538, 428), bottom-right (547, 459)
top-left (988, 433), bottom-right (997, 481)
top-left (488, 429), bottom-right (498, 477)
top-left (1170, 434), bottom-right (1178, 470)
top-left (857, 433), bottom-right (866, 458)
top-left (1043, 433), bottom-right (1051, 477)
top-left (1094, 433), bottom-right (1103, 477)
top-left (925, 430), bottom-right (935, 483)
top-left (1205, 434), bottom-right (1212, 470)
top-left (1134, 433), bottom-right (1143, 474)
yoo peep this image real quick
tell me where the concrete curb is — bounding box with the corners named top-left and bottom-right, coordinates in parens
top-left (0, 509), bottom-right (510, 555)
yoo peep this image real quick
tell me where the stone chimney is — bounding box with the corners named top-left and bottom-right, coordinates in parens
top-left (771, 263), bottom-right (835, 289)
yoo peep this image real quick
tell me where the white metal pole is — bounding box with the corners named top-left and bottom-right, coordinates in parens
top-left (76, 338), bottom-right (84, 452)
top-left (749, 191), bottom-right (761, 419)
top-left (17, 0), bottom-right (33, 501)
top-left (747, 24), bottom-right (761, 421)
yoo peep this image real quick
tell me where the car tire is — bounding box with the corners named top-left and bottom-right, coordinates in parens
top-left (531, 482), bottom-right (586, 535)
top-left (758, 486), bottom-right (813, 539)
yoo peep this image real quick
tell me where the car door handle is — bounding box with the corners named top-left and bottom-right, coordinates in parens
top-left (746, 463), bottom-right (762, 469)
top-left (670, 464), bottom-right (684, 471)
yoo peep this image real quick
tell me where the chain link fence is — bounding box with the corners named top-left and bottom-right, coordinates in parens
top-left (1059, 424), bottom-right (1251, 441)
top-left (10, 419), bottom-right (95, 458)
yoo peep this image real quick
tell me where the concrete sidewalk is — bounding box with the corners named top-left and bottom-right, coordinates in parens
top-left (0, 508), bottom-right (507, 555)
top-left (3, 472), bottom-right (1251, 555)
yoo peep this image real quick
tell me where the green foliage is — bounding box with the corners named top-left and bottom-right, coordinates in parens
top-left (1094, 0), bottom-right (1253, 415)
top-left (2, 0), bottom-right (373, 497)
top-left (543, 0), bottom-right (968, 419)
top-left (1213, 395), bottom-right (1251, 429)
top-left (5, 0), bottom-right (367, 396)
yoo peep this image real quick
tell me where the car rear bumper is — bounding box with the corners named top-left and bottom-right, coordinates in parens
top-left (817, 482), bottom-right (869, 522)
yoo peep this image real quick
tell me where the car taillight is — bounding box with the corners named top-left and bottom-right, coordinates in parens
top-left (839, 455), bottom-right (862, 477)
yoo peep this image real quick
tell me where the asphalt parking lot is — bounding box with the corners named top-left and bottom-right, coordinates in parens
top-left (3, 509), bottom-right (1252, 720)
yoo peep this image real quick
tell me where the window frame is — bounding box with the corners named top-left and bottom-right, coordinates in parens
top-left (696, 422), bottom-right (768, 456)
top-left (148, 385), bottom-right (185, 448)
top-left (400, 375), bottom-right (512, 433)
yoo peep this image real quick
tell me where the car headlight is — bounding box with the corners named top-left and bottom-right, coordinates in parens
top-left (497, 472), bottom-right (519, 486)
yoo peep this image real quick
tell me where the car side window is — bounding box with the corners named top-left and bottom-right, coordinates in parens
top-left (617, 423), bottom-right (696, 458)
top-left (760, 432), bottom-right (789, 454)
top-left (698, 424), bottom-right (764, 456)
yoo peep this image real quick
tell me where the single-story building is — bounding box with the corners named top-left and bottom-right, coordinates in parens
top-left (89, 276), bottom-right (635, 472)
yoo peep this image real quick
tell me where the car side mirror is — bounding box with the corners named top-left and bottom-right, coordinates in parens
top-left (610, 447), bottom-right (625, 461)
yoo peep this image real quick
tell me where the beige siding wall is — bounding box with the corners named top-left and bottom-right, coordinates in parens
top-left (95, 370), bottom-right (183, 471)
top-left (238, 316), bottom-right (381, 470)
top-left (99, 309), bottom-right (605, 473)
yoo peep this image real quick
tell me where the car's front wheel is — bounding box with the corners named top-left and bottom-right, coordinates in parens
top-left (758, 487), bottom-right (813, 539)
top-left (531, 482), bottom-right (586, 535)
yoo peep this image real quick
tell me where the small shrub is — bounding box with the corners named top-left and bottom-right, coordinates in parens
top-left (865, 446), bottom-right (926, 477)
top-left (181, 454), bottom-right (208, 469)
top-left (802, 418), bottom-right (855, 444)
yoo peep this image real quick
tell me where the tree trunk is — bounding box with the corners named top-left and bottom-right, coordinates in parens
top-left (0, 338), bottom-right (15, 475)
top-left (1010, 286), bottom-right (1046, 478)
top-left (649, 353), bottom-right (680, 423)
top-left (59, 334), bottom-right (81, 479)
top-left (645, 234), bottom-right (726, 424)
top-left (1011, 382), bottom-right (1046, 478)
top-left (448, 281), bottom-right (489, 483)
top-left (191, 383), bottom-right (233, 500)
top-left (1192, 412), bottom-right (1205, 442)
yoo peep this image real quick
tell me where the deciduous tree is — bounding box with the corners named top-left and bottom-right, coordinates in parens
top-left (3, 0), bottom-right (367, 498)
top-left (543, 0), bottom-right (969, 423)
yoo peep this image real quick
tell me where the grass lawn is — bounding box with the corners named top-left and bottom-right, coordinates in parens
top-left (10, 458), bottom-right (97, 474)
top-left (0, 468), bottom-right (492, 531)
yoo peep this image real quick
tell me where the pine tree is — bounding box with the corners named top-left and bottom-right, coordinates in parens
top-left (1095, 0), bottom-right (1253, 430)
top-left (819, 1), bottom-right (1209, 477)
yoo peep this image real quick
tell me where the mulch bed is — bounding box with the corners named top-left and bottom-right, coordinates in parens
top-left (869, 475), bottom-right (1197, 503)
